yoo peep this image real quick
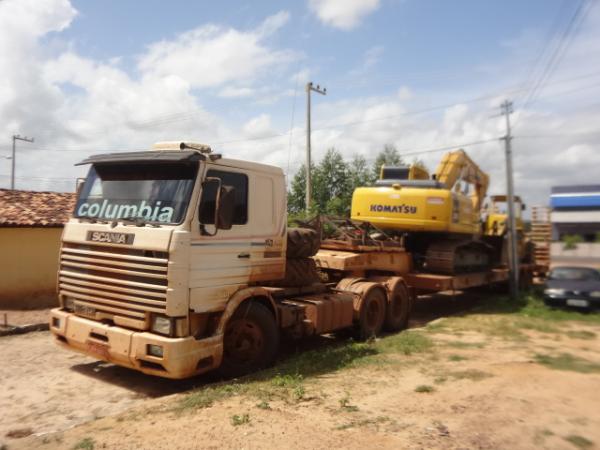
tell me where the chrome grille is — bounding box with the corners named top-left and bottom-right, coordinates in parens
top-left (59, 242), bottom-right (169, 328)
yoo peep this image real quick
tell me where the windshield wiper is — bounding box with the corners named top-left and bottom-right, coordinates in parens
top-left (119, 218), bottom-right (161, 228)
top-left (78, 217), bottom-right (109, 224)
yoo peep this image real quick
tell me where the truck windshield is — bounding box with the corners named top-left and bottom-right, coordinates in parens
top-left (74, 162), bottom-right (197, 224)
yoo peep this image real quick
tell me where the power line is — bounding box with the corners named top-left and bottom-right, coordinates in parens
top-left (515, 0), bottom-right (595, 126)
top-left (512, 0), bottom-right (573, 108)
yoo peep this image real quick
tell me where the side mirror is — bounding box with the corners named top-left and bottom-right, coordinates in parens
top-left (521, 203), bottom-right (526, 211)
top-left (75, 178), bottom-right (86, 196)
top-left (199, 177), bottom-right (236, 236)
top-left (216, 185), bottom-right (235, 230)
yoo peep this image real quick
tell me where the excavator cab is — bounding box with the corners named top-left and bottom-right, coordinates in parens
top-left (483, 195), bottom-right (525, 237)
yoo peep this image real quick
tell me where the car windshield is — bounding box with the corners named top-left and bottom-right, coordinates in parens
top-left (74, 162), bottom-right (198, 225)
top-left (548, 267), bottom-right (600, 281)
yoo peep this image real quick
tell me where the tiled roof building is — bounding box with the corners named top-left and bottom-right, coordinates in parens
top-left (0, 189), bottom-right (76, 227)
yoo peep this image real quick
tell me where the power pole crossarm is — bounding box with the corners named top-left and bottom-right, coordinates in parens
top-left (305, 82), bottom-right (327, 214)
top-left (11, 134), bottom-right (35, 190)
top-left (500, 100), bottom-right (519, 300)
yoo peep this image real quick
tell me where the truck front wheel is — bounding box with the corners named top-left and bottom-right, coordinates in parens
top-left (219, 301), bottom-right (279, 378)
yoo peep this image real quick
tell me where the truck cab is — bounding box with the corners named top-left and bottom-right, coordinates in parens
top-left (51, 142), bottom-right (289, 378)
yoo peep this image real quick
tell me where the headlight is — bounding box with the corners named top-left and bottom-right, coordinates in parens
top-left (544, 288), bottom-right (565, 296)
top-left (151, 315), bottom-right (173, 336)
top-left (590, 291), bottom-right (600, 298)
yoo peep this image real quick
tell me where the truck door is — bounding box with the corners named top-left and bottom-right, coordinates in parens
top-left (189, 168), bottom-right (252, 313)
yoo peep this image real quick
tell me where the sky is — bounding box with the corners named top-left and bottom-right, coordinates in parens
top-left (0, 0), bottom-right (599, 210)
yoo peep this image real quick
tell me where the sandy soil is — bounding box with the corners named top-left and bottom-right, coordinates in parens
top-left (2, 309), bottom-right (600, 450)
top-left (0, 331), bottom-right (205, 442)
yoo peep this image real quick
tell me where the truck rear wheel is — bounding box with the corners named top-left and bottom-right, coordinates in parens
top-left (287, 227), bottom-right (320, 258)
top-left (219, 301), bottom-right (279, 378)
top-left (357, 284), bottom-right (387, 340)
top-left (370, 277), bottom-right (412, 332)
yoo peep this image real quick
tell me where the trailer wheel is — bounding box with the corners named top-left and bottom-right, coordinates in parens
top-left (358, 285), bottom-right (387, 340)
top-left (287, 227), bottom-right (320, 258)
top-left (219, 301), bottom-right (279, 378)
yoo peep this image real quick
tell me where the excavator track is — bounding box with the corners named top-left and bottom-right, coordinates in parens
top-left (424, 240), bottom-right (492, 274)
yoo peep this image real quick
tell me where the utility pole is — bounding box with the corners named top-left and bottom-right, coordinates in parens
top-left (500, 100), bottom-right (519, 300)
top-left (305, 82), bottom-right (326, 214)
top-left (11, 134), bottom-right (34, 190)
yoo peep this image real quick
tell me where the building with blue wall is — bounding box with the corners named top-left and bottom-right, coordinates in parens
top-left (550, 185), bottom-right (600, 241)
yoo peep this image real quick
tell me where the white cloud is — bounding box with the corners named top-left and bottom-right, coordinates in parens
top-left (308, 0), bottom-right (380, 30)
top-left (0, 3), bottom-right (297, 191)
top-left (138, 11), bottom-right (295, 89)
top-left (218, 86), bottom-right (256, 98)
top-left (363, 45), bottom-right (384, 69)
top-left (242, 114), bottom-right (273, 137)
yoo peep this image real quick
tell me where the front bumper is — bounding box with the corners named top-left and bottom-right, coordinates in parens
top-left (50, 308), bottom-right (223, 379)
top-left (543, 295), bottom-right (600, 310)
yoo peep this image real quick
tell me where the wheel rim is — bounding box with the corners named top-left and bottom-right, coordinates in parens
top-left (224, 318), bottom-right (264, 366)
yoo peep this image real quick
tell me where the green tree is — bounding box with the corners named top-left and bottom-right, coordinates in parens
top-left (313, 148), bottom-right (351, 215)
top-left (287, 163), bottom-right (310, 215)
top-left (372, 144), bottom-right (404, 180)
top-left (348, 154), bottom-right (373, 188)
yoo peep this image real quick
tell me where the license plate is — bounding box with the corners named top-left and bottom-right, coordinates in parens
top-left (87, 341), bottom-right (110, 360)
top-left (74, 303), bottom-right (96, 318)
top-left (566, 299), bottom-right (589, 308)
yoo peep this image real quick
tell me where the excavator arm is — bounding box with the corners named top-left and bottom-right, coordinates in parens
top-left (434, 149), bottom-right (489, 212)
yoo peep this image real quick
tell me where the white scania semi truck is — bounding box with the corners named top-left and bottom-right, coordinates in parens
top-left (50, 142), bottom-right (414, 379)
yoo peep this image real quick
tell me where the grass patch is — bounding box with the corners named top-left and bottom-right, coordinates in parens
top-left (534, 353), bottom-right (600, 374)
top-left (415, 384), bottom-right (435, 393)
top-left (566, 330), bottom-right (597, 340)
top-left (474, 291), bottom-right (600, 324)
top-left (448, 354), bottom-right (468, 362)
top-left (445, 340), bottom-right (486, 349)
top-left (378, 331), bottom-right (433, 355)
top-left (448, 369), bottom-right (493, 381)
top-left (564, 434), bottom-right (594, 449)
top-left (72, 438), bottom-right (95, 450)
top-left (255, 400), bottom-right (271, 410)
top-left (177, 382), bottom-right (247, 410)
top-left (231, 414), bottom-right (250, 426)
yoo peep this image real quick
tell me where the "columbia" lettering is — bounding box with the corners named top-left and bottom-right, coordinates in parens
top-left (77, 200), bottom-right (174, 223)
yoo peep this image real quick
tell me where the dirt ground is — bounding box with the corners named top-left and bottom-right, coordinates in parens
top-left (2, 295), bottom-right (600, 450)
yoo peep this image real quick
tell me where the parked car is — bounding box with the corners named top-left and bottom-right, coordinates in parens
top-left (543, 266), bottom-right (600, 311)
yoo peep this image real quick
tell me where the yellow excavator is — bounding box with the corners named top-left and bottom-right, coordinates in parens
top-left (483, 194), bottom-right (532, 264)
top-left (351, 149), bottom-right (495, 274)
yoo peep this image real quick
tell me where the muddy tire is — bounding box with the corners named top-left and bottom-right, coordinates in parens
top-left (287, 227), bottom-right (320, 259)
top-left (357, 284), bottom-right (387, 340)
top-left (374, 277), bottom-right (412, 332)
top-left (279, 258), bottom-right (320, 287)
top-left (219, 301), bottom-right (279, 378)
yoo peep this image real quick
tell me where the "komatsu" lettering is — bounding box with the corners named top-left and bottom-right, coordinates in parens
top-left (369, 204), bottom-right (417, 214)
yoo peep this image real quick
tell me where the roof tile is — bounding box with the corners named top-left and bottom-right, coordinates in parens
top-left (0, 189), bottom-right (76, 227)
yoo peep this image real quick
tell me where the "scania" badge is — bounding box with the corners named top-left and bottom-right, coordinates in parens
top-left (86, 231), bottom-right (135, 245)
